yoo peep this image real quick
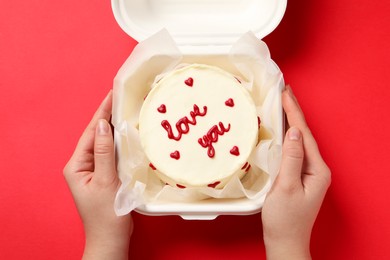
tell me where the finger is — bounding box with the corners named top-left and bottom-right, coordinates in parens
top-left (93, 119), bottom-right (117, 185)
top-left (278, 127), bottom-right (304, 189)
top-left (282, 86), bottom-right (322, 164)
top-left (282, 86), bottom-right (331, 188)
top-left (68, 90), bottom-right (113, 171)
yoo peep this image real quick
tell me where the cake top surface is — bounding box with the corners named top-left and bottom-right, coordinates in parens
top-left (139, 64), bottom-right (258, 187)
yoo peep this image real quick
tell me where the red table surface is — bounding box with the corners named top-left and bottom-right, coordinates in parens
top-left (1, 1), bottom-right (390, 259)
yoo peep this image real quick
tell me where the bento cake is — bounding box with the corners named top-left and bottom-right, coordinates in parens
top-left (139, 64), bottom-right (259, 189)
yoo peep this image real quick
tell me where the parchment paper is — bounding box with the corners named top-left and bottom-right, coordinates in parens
top-left (112, 30), bottom-right (284, 216)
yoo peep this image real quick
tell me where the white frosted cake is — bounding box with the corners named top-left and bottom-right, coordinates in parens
top-left (139, 64), bottom-right (259, 189)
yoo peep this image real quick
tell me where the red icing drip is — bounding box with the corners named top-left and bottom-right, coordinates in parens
top-left (257, 116), bottom-right (261, 128)
top-left (161, 104), bottom-right (207, 141)
top-left (149, 163), bottom-right (156, 170)
top-left (157, 104), bottom-right (166, 113)
top-left (184, 77), bottom-right (193, 87)
top-left (198, 122), bottom-right (231, 158)
top-left (208, 181), bottom-right (221, 188)
top-left (225, 98), bottom-right (234, 107)
top-left (170, 150), bottom-right (180, 160)
top-left (241, 162), bottom-right (248, 170)
top-left (245, 164), bottom-right (251, 173)
top-left (176, 184), bottom-right (186, 189)
top-left (230, 146), bottom-right (240, 156)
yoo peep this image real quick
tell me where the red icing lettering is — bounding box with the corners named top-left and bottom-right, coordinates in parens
top-left (257, 116), bottom-right (261, 128)
top-left (225, 98), bottom-right (234, 107)
top-left (235, 77), bottom-right (242, 84)
top-left (176, 184), bottom-right (186, 189)
top-left (170, 150), bottom-right (180, 160)
top-left (230, 146), bottom-right (240, 156)
top-left (245, 164), bottom-right (251, 173)
top-left (207, 181), bottom-right (221, 188)
top-left (149, 163), bottom-right (156, 170)
top-left (184, 77), bottom-right (193, 87)
top-left (157, 104), bottom-right (166, 113)
top-left (198, 122), bottom-right (231, 158)
top-left (161, 104), bottom-right (207, 141)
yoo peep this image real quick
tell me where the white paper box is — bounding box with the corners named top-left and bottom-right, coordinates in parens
top-left (111, 0), bottom-right (287, 220)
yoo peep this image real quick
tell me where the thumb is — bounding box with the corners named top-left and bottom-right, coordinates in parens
top-left (93, 119), bottom-right (116, 184)
top-left (278, 127), bottom-right (304, 189)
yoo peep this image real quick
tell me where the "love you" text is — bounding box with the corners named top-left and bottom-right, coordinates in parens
top-left (161, 104), bottom-right (207, 141)
top-left (198, 122), bottom-right (231, 158)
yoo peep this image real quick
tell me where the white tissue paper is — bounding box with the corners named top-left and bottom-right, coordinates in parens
top-left (112, 29), bottom-right (284, 216)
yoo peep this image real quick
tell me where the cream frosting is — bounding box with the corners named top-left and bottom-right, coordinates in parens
top-left (139, 64), bottom-right (259, 189)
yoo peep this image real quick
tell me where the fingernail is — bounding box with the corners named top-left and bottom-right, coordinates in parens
top-left (288, 127), bottom-right (301, 141)
top-left (98, 119), bottom-right (109, 135)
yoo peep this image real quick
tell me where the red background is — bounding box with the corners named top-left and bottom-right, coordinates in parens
top-left (1, 0), bottom-right (390, 259)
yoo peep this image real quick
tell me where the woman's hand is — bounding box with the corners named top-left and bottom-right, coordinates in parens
top-left (63, 90), bottom-right (132, 260)
top-left (262, 86), bottom-right (331, 260)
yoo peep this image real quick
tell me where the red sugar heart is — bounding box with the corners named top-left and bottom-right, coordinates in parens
top-left (149, 163), bottom-right (156, 170)
top-left (207, 181), bottom-right (221, 188)
top-left (230, 146), bottom-right (240, 156)
top-left (170, 150), bottom-right (180, 160)
top-left (184, 77), bottom-right (193, 87)
top-left (157, 104), bottom-right (166, 113)
top-left (225, 98), bottom-right (234, 107)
